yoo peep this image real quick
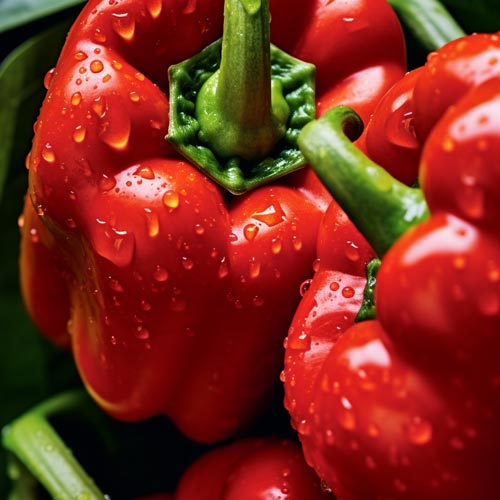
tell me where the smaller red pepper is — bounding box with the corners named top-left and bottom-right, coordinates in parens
top-left (174, 437), bottom-right (331, 500)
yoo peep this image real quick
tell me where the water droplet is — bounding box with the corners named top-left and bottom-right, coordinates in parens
top-left (99, 173), bottom-right (117, 191)
top-left (92, 221), bottom-right (135, 267)
top-left (249, 257), bottom-right (260, 278)
top-left (458, 185), bottom-right (485, 220)
top-left (128, 91), bottom-right (140, 102)
top-left (146, 0), bottom-right (162, 18)
top-left (330, 281), bottom-right (340, 291)
top-left (338, 404), bottom-right (357, 431)
top-left (66, 218), bottom-right (77, 228)
top-left (345, 241), bottom-right (360, 262)
top-left (182, 256), bottom-right (194, 270)
top-left (297, 419), bottom-right (311, 436)
top-left (218, 257), bottom-right (229, 278)
top-left (144, 208), bottom-right (160, 237)
top-left (74, 51), bottom-right (88, 61)
top-left (182, 0), bottom-right (197, 14)
top-left (71, 92), bottom-right (82, 106)
top-left (287, 332), bottom-right (311, 351)
top-left (42, 144), bottom-right (56, 163)
top-left (243, 223), bottom-right (259, 241)
top-left (367, 423), bottom-right (380, 438)
top-left (342, 286), bottom-right (355, 298)
top-left (251, 202), bottom-right (286, 226)
top-left (111, 59), bottom-right (123, 71)
top-left (170, 296), bottom-right (187, 312)
top-left (135, 325), bottom-right (150, 340)
top-left (394, 479), bottom-right (408, 493)
top-left (102, 73), bottom-right (112, 83)
top-left (252, 295), bottom-right (264, 307)
top-left (407, 416), bottom-right (433, 445)
top-left (90, 60), bottom-right (104, 73)
top-left (194, 224), bottom-right (205, 235)
top-left (134, 166), bottom-right (155, 180)
top-left (108, 277), bottom-right (124, 292)
top-left (73, 125), bottom-right (86, 143)
top-left (163, 190), bottom-right (179, 209)
top-left (43, 68), bottom-right (55, 89)
top-left (111, 12), bottom-right (136, 40)
top-left (292, 234), bottom-right (302, 251)
top-left (271, 237), bottom-right (282, 254)
top-left (300, 279), bottom-right (312, 296)
top-left (140, 300), bottom-right (152, 311)
top-left (29, 228), bottom-right (40, 243)
top-left (92, 29), bottom-right (107, 43)
top-left (153, 265), bottom-right (168, 282)
top-left (99, 116), bottom-right (131, 150)
top-left (91, 96), bottom-right (107, 118)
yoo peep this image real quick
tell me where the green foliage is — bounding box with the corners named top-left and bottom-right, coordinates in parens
top-left (443, 0), bottom-right (500, 33)
top-left (0, 0), bottom-right (85, 33)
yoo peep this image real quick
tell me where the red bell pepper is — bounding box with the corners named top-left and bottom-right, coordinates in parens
top-left (19, 0), bottom-right (405, 443)
top-left (174, 437), bottom-right (331, 499)
top-left (290, 32), bottom-right (500, 499)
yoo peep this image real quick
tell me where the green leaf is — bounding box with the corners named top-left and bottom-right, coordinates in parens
top-left (442, 0), bottom-right (500, 33)
top-left (0, 0), bottom-right (85, 33)
top-left (0, 19), bottom-right (81, 498)
top-left (0, 19), bottom-right (72, 202)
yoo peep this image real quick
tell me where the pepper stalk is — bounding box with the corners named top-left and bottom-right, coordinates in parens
top-left (297, 105), bottom-right (430, 258)
top-left (168, 0), bottom-right (316, 194)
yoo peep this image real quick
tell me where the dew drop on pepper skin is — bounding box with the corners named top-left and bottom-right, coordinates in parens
top-left (99, 174), bottom-right (117, 191)
top-left (181, 256), bottom-right (194, 270)
top-left (41, 144), bottom-right (56, 163)
top-left (43, 68), bottom-right (55, 89)
top-left (407, 416), bottom-right (433, 445)
top-left (152, 265), bottom-right (168, 282)
top-left (218, 258), bottom-right (229, 279)
top-left (71, 92), bottom-right (82, 106)
top-left (163, 190), bottom-right (179, 209)
top-left (144, 208), bottom-right (160, 237)
top-left (146, 0), bottom-right (162, 18)
top-left (90, 60), bottom-right (104, 73)
top-left (111, 12), bottom-right (136, 41)
top-left (248, 257), bottom-right (261, 278)
top-left (243, 223), bottom-right (259, 241)
top-left (73, 125), bottom-right (87, 143)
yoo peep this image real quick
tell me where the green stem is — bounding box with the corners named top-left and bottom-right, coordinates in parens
top-left (298, 106), bottom-right (429, 257)
top-left (388, 0), bottom-right (465, 52)
top-left (2, 390), bottom-right (106, 499)
top-left (196, 0), bottom-right (289, 160)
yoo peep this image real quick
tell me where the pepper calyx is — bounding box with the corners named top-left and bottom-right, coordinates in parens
top-left (167, 0), bottom-right (315, 195)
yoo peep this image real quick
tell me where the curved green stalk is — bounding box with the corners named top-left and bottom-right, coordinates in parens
top-left (2, 391), bottom-right (106, 499)
top-left (298, 106), bottom-right (429, 257)
top-left (388, 0), bottom-right (465, 52)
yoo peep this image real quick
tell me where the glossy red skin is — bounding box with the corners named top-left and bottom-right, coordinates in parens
top-left (363, 67), bottom-right (423, 185)
top-left (364, 33), bottom-right (500, 187)
top-left (283, 199), bottom-right (374, 460)
top-left (20, 0), bottom-right (405, 442)
top-left (174, 438), bottom-right (331, 500)
top-left (285, 34), bottom-right (500, 498)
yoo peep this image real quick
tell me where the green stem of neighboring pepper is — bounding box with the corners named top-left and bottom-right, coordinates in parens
top-left (196, 0), bottom-right (290, 160)
top-left (388, 0), bottom-right (465, 51)
top-left (297, 106), bottom-right (430, 258)
top-left (2, 391), bottom-right (106, 499)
